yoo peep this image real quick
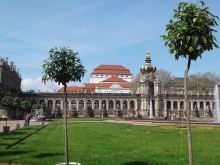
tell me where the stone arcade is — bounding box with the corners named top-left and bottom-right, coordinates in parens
top-left (21, 52), bottom-right (215, 119)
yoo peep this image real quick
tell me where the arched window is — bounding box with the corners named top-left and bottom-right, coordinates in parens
top-left (94, 100), bottom-right (99, 109)
top-left (167, 101), bottom-right (171, 110)
top-left (116, 100), bottom-right (121, 110)
top-left (55, 100), bottom-right (61, 110)
top-left (173, 101), bottom-right (178, 110)
top-left (79, 100), bottom-right (84, 110)
top-left (123, 101), bottom-right (128, 110)
top-left (180, 101), bottom-right (184, 110)
top-left (109, 100), bottom-right (114, 110)
top-left (130, 101), bottom-right (135, 110)
top-left (71, 100), bottom-right (77, 109)
top-left (200, 102), bottom-right (204, 110)
top-left (101, 100), bottom-right (106, 110)
top-left (86, 100), bottom-right (92, 109)
top-left (193, 102), bottom-right (198, 110)
top-left (48, 100), bottom-right (53, 111)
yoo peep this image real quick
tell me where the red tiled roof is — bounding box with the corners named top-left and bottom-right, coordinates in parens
top-left (83, 83), bottom-right (97, 91)
top-left (83, 83), bottom-right (98, 90)
top-left (92, 65), bottom-right (132, 75)
top-left (57, 86), bottom-right (83, 93)
top-left (96, 83), bottom-right (131, 89)
top-left (101, 76), bottom-right (128, 83)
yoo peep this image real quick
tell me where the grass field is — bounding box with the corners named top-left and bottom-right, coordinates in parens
top-left (0, 119), bottom-right (220, 165)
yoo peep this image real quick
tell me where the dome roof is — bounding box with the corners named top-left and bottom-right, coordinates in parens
top-left (140, 51), bottom-right (156, 74)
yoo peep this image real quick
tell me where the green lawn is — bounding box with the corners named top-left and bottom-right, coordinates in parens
top-left (1, 120), bottom-right (220, 165)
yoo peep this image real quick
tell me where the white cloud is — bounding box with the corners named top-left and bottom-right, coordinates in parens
top-left (21, 77), bottom-right (62, 92)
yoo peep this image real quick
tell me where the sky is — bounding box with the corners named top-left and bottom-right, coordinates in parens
top-left (0, 0), bottom-right (220, 92)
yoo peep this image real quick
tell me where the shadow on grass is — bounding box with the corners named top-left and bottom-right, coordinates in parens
top-left (124, 161), bottom-right (155, 165)
top-left (33, 152), bottom-right (63, 158)
top-left (0, 150), bottom-right (31, 157)
top-left (0, 142), bottom-right (8, 147)
top-left (2, 136), bottom-right (21, 140)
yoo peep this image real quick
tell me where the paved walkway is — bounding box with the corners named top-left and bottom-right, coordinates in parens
top-left (69, 119), bottom-right (220, 127)
top-left (0, 120), bottom-right (46, 133)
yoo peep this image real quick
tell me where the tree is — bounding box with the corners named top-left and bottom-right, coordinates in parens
top-left (1, 96), bottom-right (14, 117)
top-left (42, 47), bottom-right (86, 165)
top-left (20, 100), bottom-right (30, 112)
top-left (161, 1), bottom-right (218, 164)
top-left (13, 97), bottom-right (22, 126)
top-left (156, 69), bottom-right (173, 89)
top-left (32, 103), bottom-right (41, 110)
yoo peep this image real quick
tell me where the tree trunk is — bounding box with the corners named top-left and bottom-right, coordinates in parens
top-left (16, 106), bottom-right (19, 125)
top-left (184, 58), bottom-right (193, 165)
top-left (64, 84), bottom-right (69, 165)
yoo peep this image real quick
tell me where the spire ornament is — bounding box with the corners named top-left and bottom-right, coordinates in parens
top-left (145, 51), bottom-right (151, 63)
top-left (140, 50), bottom-right (156, 74)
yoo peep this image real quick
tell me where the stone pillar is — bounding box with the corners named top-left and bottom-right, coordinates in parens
top-left (191, 100), bottom-right (194, 111)
top-left (171, 100), bottom-right (174, 111)
top-left (135, 100), bottom-right (138, 110)
top-left (149, 99), bottom-right (153, 118)
top-left (154, 98), bottom-right (160, 117)
top-left (163, 99), bottom-right (167, 117)
top-left (120, 100), bottom-right (123, 110)
top-left (76, 100), bottom-right (79, 111)
top-left (84, 100), bottom-right (86, 110)
top-left (113, 100), bottom-right (116, 110)
top-left (197, 101), bottom-right (200, 110)
top-left (127, 100), bottom-right (130, 110)
top-left (61, 100), bottom-right (64, 110)
top-left (141, 99), bottom-right (144, 111)
top-left (203, 101), bottom-right (206, 116)
top-left (68, 99), bottom-right (71, 111)
top-left (106, 100), bottom-right (109, 110)
top-left (177, 101), bottom-right (180, 111)
top-left (91, 100), bottom-right (94, 109)
top-left (45, 99), bottom-right (48, 108)
top-left (99, 100), bottom-right (102, 110)
top-left (52, 99), bottom-right (56, 111)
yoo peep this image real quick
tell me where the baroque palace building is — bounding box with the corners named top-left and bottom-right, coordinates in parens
top-left (57, 64), bottom-right (133, 94)
top-left (21, 51), bottom-right (218, 119)
top-left (0, 57), bottom-right (21, 95)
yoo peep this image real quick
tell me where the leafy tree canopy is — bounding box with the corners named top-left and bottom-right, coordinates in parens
top-left (13, 97), bottom-right (22, 108)
top-left (1, 96), bottom-right (13, 110)
top-left (42, 47), bottom-right (86, 86)
top-left (20, 100), bottom-right (30, 110)
top-left (161, 0), bottom-right (219, 61)
top-left (32, 103), bottom-right (41, 110)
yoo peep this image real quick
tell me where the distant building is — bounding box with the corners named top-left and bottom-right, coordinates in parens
top-left (57, 64), bottom-right (133, 94)
top-left (22, 51), bottom-right (218, 120)
top-left (89, 65), bottom-right (133, 83)
top-left (0, 57), bottom-right (21, 95)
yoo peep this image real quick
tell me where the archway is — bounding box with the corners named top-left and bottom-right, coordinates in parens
top-left (173, 101), bottom-right (178, 110)
top-left (130, 101), bottom-right (135, 110)
top-left (116, 100), bottom-right (121, 110)
top-left (55, 100), bottom-right (61, 111)
top-left (101, 100), bottom-right (106, 110)
top-left (71, 100), bottom-right (77, 110)
top-left (109, 100), bottom-right (114, 110)
top-left (123, 101), bottom-right (128, 110)
top-left (94, 100), bottom-right (99, 110)
top-left (86, 100), bottom-right (92, 109)
top-left (79, 100), bottom-right (84, 110)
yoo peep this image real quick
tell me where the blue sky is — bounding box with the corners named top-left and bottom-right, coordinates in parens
top-left (0, 0), bottom-right (220, 91)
